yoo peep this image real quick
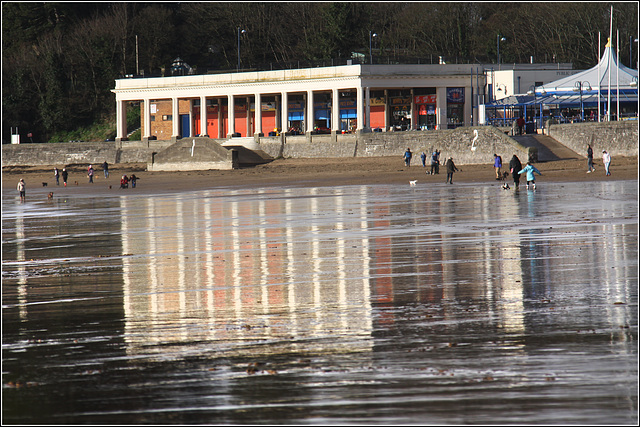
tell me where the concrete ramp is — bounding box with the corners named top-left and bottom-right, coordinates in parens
top-left (147, 137), bottom-right (235, 171)
top-left (512, 135), bottom-right (581, 162)
top-left (147, 137), bottom-right (274, 171)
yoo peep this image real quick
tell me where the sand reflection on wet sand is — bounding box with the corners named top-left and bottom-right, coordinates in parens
top-left (2, 180), bottom-right (637, 424)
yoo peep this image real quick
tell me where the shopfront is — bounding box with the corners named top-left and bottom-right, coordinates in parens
top-left (313, 93), bottom-right (331, 132)
top-left (288, 96), bottom-right (305, 134)
top-left (414, 91), bottom-right (437, 130)
top-left (389, 90), bottom-right (412, 130)
top-left (446, 87), bottom-right (465, 128)
top-left (339, 92), bottom-right (357, 133)
top-left (369, 90), bottom-right (386, 130)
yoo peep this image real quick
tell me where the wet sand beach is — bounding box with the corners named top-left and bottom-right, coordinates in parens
top-left (2, 155), bottom-right (638, 196)
top-left (2, 155), bottom-right (638, 424)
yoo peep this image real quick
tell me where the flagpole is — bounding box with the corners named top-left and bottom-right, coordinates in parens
top-left (607, 5), bottom-right (612, 121)
top-left (616, 29), bottom-right (619, 121)
top-left (598, 32), bottom-right (601, 122)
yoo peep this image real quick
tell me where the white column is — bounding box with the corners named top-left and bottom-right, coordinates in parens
top-left (200, 95), bottom-right (208, 136)
top-left (227, 94), bottom-right (235, 137)
top-left (116, 100), bottom-right (126, 140)
top-left (332, 88), bottom-right (339, 133)
top-left (255, 93), bottom-right (263, 136)
top-left (436, 87), bottom-right (447, 130)
top-left (464, 86), bottom-right (472, 127)
top-left (365, 87), bottom-right (371, 130)
top-left (306, 90), bottom-right (314, 134)
top-left (143, 99), bottom-right (151, 138)
top-left (281, 92), bottom-right (288, 132)
top-left (246, 96), bottom-right (251, 136)
top-left (356, 86), bottom-right (364, 130)
top-left (171, 97), bottom-right (180, 138)
top-left (217, 98), bottom-right (223, 138)
top-left (384, 90), bottom-right (389, 131)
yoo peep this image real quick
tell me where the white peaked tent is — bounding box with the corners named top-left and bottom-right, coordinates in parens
top-left (483, 38), bottom-right (638, 126)
top-left (536, 38), bottom-right (638, 94)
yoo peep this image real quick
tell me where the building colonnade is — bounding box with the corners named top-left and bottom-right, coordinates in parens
top-left (112, 65), bottom-right (479, 142)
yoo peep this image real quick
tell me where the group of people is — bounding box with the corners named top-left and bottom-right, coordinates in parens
top-left (404, 147), bottom-right (458, 184)
top-left (120, 174), bottom-right (138, 189)
top-left (587, 145), bottom-right (612, 176)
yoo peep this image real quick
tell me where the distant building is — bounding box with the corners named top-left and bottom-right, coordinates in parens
top-left (482, 40), bottom-right (638, 128)
top-left (111, 63), bottom-right (590, 143)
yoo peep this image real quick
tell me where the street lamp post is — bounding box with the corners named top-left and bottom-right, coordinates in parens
top-left (527, 86), bottom-right (547, 129)
top-left (497, 35), bottom-right (506, 70)
top-left (237, 27), bottom-right (246, 72)
top-left (573, 81), bottom-right (592, 122)
top-left (369, 31), bottom-right (377, 65)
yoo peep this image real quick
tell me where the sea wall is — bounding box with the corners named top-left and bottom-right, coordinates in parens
top-left (3, 122), bottom-right (636, 168)
top-left (257, 126), bottom-right (532, 166)
top-left (547, 120), bottom-right (638, 157)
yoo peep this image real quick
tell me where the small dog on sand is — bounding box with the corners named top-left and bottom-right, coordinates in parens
top-left (48, 192), bottom-right (54, 199)
top-left (42, 182), bottom-right (48, 187)
top-left (409, 180), bottom-right (417, 186)
top-left (502, 183), bottom-right (510, 190)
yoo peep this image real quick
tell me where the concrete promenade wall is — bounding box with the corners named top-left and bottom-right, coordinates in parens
top-left (3, 122), bottom-right (636, 168)
top-left (258, 126), bottom-right (532, 166)
top-left (1, 140), bottom-right (172, 167)
top-left (547, 121), bottom-right (638, 157)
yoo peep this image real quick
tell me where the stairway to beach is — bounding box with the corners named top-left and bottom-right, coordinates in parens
top-left (512, 134), bottom-right (582, 162)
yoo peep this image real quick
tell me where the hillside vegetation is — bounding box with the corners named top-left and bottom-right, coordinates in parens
top-left (2, 2), bottom-right (637, 143)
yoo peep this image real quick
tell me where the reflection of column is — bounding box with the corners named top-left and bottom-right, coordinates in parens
top-left (15, 214), bottom-right (28, 322)
top-left (231, 197), bottom-right (242, 322)
top-left (285, 192), bottom-right (298, 336)
top-left (335, 189), bottom-right (348, 331)
top-left (310, 188), bottom-right (322, 332)
top-left (360, 186), bottom-right (373, 333)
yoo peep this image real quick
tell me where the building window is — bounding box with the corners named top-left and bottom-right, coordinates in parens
top-left (163, 115), bottom-right (172, 121)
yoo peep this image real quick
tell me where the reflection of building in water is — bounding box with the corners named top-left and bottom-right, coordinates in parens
top-left (120, 188), bottom-right (373, 359)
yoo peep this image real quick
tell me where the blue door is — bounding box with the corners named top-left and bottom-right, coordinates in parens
top-left (180, 114), bottom-right (190, 137)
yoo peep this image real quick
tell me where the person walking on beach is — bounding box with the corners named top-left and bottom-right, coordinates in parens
top-left (430, 150), bottom-right (440, 174)
top-left (54, 167), bottom-right (60, 185)
top-left (102, 161), bottom-right (109, 178)
top-left (17, 178), bottom-right (25, 202)
top-left (509, 154), bottom-right (523, 189)
top-left (587, 145), bottom-right (596, 173)
top-left (445, 157), bottom-right (458, 184)
top-left (602, 150), bottom-right (611, 176)
top-left (61, 168), bottom-right (68, 187)
top-left (88, 165), bottom-right (94, 183)
top-left (420, 151), bottom-right (427, 167)
top-left (493, 154), bottom-right (503, 179)
top-left (403, 148), bottom-right (412, 167)
top-left (518, 162), bottom-right (542, 190)
top-left (129, 174), bottom-right (138, 188)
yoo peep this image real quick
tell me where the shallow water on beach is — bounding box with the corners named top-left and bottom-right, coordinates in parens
top-left (2, 180), bottom-right (638, 424)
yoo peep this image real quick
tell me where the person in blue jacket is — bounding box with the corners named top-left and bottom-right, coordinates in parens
top-left (403, 148), bottom-right (412, 167)
top-left (518, 162), bottom-right (542, 190)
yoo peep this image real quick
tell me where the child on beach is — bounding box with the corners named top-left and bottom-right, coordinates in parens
top-left (518, 162), bottom-right (542, 190)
